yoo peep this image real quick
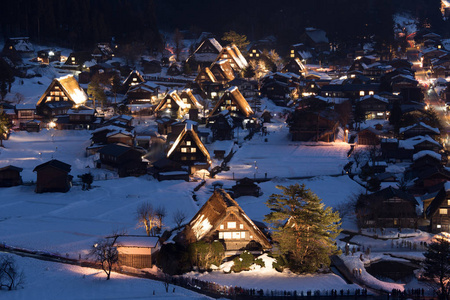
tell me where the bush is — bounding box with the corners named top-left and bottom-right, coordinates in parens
top-left (156, 243), bottom-right (190, 275)
top-left (231, 251), bottom-right (264, 272)
top-left (188, 241), bottom-right (224, 271)
top-left (270, 253), bottom-right (286, 272)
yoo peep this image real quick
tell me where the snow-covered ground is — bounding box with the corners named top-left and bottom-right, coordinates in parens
top-left (1, 254), bottom-right (209, 300)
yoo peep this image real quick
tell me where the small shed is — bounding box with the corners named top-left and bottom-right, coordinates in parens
top-left (33, 160), bottom-right (72, 193)
top-left (0, 165), bottom-right (23, 187)
top-left (116, 236), bottom-right (160, 269)
top-left (232, 177), bottom-right (262, 198)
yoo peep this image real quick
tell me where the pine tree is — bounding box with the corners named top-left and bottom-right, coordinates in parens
top-left (222, 30), bottom-right (249, 52)
top-left (264, 184), bottom-right (341, 273)
top-left (389, 102), bottom-right (402, 136)
top-left (423, 237), bottom-right (450, 300)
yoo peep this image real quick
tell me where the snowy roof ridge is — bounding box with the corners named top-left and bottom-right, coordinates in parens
top-left (399, 122), bottom-right (440, 134)
top-left (413, 150), bottom-right (441, 161)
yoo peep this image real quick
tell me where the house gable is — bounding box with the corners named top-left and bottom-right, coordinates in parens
top-left (209, 86), bottom-right (253, 118)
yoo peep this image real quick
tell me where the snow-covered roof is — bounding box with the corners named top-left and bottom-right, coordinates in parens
top-left (399, 135), bottom-right (441, 150)
top-left (412, 150), bottom-right (441, 161)
top-left (358, 94), bottom-right (389, 103)
top-left (115, 236), bottom-right (159, 248)
top-left (399, 122), bottom-right (440, 135)
top-left (305, 28), bottom-right (329, 44)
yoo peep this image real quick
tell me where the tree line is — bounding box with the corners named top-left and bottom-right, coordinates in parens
top-left (0, 0), bottom-right (161, 50)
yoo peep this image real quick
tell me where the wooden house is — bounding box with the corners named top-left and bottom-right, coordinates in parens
top-left (299, 28), bottom-right (329, 53)
top-left (97, 144), bottom-right (146, 177)
top-left (357, 127), bottom-right (381, 145)
top-left (33, 160), bottom-right (72, 193)
top-left (232, 177), bottom-right (261, 198)
top-left (15, 104), bottom-right (37, 129)
top-left (281, 58), bottom-right (306, 75)
top-left (92, 43), bottom-right (114, 63)
top-left (179, 89), bottom-right (204, 115)
top-left (66, 106), bottom-right (96, 129)
top-left (154, 90), bottom-right (186, 119)
top-left (195, 67), bottom-right (217, 85)
top-left (357, 95), bottom-right (389, 120)
top-left (37, 49), bottom-right (61, 64)
top-left (36, 75), bottom-right (87, 119)
top-left (209, 60), bottom-right (235, 84)
top-left (287, 109), bottom-right (340, 142)
top-left (226, 78), bottom-right (258, 99)
top-left (214, 44), bottom-right (248, 72)
top-left (148, 158), bottom-right (189, 181)
top-left (167, 63), bottom-right (182, 76)
top-left (22, 120), bottom-right (41, 132)
top-left (106, 130), bottom-right (134, 146)
top-left (116, 236), bottom-right (160, 269)
top-left (320, 84), bottom-right (380, 100)
top-left (181, 189), bottom-right (271, 256)
top-left (187, 38), bottom-right (223, 69)
top-left (288, 43), bottom-right (314, 62)
top-left (124, 82), bottom-right (159, 105)
top-left (400, 122), bottom-right (440, 139)
top-left (208, 86), bottom-right (254, 121)
top-left (426, 183), bottom-right (450, 233)
top-left (2, 37), bottom-right (34, 61)
top-left (166, 123), bottom-right (211, 174)
top-left (207, 111), bottom-right (235, 141)
top-left (409, 166), bottom-right (450, 195)
top-left (356, 187), bottom-right (418, 229)
top-left (401, 135), bottom-right (443, 154)
top-left (0, 165), bottom-right (23, 187)
top-left (63, 51), bottom-right (92, 69)
top-left (122, 70), bottom-right (145, 92)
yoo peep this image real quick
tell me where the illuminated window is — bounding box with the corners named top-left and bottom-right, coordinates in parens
top-left (71, 57), bottom-right (75, 61)
top-left (239, 224), bottom-right (244, 229)
top-left (186, 141), bottom-right (191, 146)
top-left (225, 100), bottom-right (231, 105)
top-left (219, 224), bottom-right (224, 229)
top-left (167, 99), bottom-right (171, 103)
top-left (311, 84), bottom-right (314, 88)
top-left (46, 96), bottom-right (51, 101)
top-left (291, 50), bottom-right (294, 53)
top-left (231, 106), bottom-right (237, 111)
top-left (241, 232), bottom-right (246, 238)
top-left (447, 200), bottom-right (450, 206)
top-left (167, 104), bottom-right (171, 108)
top-left (440, 209), bottom-right (448, 215)
top-left (290, 54), bottom-right (295, 58)
top-left (224, 232), bottom-right (232, 239)
top-left (223, 54), bottom-right (228, 58)
top-left (227, 222), bottom-right (236, 229)
top-left (133, 77), bottom-right (137, 81)
top-left (253, 49), bottom-right (256, 53)
top-left (191, 148), bottom-right (196, 153)
top-left (182, 98), bottom-right (188, 103)
top-left (437, 224), bottom-right (442, 229)
top-left (249, 53), bottom-right (253, 57)
top-left (369, 91), bottom-right (374, 95)
top-left (181, 148), bottom-right (187, 153)
top-left (186, 104), bottom-right (191, 108)
top-left (359, 91), bottom-right (365, 96)
top-left (9, 46), bottom-right (12, 50)
top-left (256, 53), bottom-right (259, 57)
top-left (232, 232), bottom-right (241, 239)
top-left (219, 232), bottom-right (223, 239)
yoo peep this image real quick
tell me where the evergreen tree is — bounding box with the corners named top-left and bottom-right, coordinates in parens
top-left (87, 76), bottom-right (107, 108)
top-left (264, 184), bottom-right (341, 273)
top-left (423, 237), bottom-right (450, 300)
top-left (0, 106), bottom-right (12, 147)
top-left (222, 30), bottom-right (249, 52)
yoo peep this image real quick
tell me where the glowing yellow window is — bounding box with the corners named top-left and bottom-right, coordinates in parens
top-left (359, 91), bottom-right (365, 96)
top-left (447, 200), bottom-right (450, 206)
top-left (369, 91), bottom-right (374, 95)
top-left (290, 54), bottom-right (295, 58)
top-left (253, 49), bottom-right (256, 53)
top-left (227, 222), bottom-right (236, 229)
top-left (256, 53), bottom-right (259, 57)
top-left (191, 148), bottom-right (196, 153)
top-left (186, 141), bottom-right (191, 146)
top-left (440, 209), bottom-right (448, 215)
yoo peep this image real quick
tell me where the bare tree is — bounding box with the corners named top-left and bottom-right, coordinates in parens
top-left (13, 93), bottom-right (24, 105)
top-left (0, 255), bottom-right (25, 290)
top-left (172, 209), bottom-right (187, 228)
top-left (155, 205), bottom-right (166, 233)
top-left (136, 202), bottom-right (157, 236)
top-left (173, 28), bottom-right (184, 61)
top-left (90, 238), bottom-right (118, 280)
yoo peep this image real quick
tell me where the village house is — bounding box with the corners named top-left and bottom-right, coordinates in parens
top-left (166, 122), bottom-right (211, 175)
top-left (91, 42), bottom-right (114, 63)
top-left (288, 43), bottom-right (314, 62)
top-left (123, 82), bottom-right (159, 106)
top-left (207, 110), bottom-right (235, 141)
top-left (97, 144), bottom-right (146, 177)
top-left (357, 127), bottom-right (382, 145)
top-left (299, 27), bottom-right (330, 53)
top-left (399, 122), bottom-right (440, 139)
top-left (63, 51), bottom-right (92, 70)
top-left (37, 49), bottom-right (61, 64)
top-left (214, 44), bottom-right (248, 72)
top-left (14, 103), bottom-right (38, 130)
top-left (320, 84), bottom-right (380, 101)
top-left (148, 157), bottom-right (189, 181)
top-left (180, 189), bottom-right (271, 256)
top-left (178, 89), bottom-right (204, 118)
top-left (281, 58), bottom-right (306, 76)
top-left (357, 95), bottom-right (390, 120)
top-left (167, 62), bottom-right (182, 76)
top-left (426, 183), bottom-right (450, 233)
top-left (33, 159), bottom-right (72, 193)
top-left (36, 75), bottom-right (88, 119)
top-left (116, 236), bottom-right (160, 269)
top-left (208, 86), bottom-right (254, 122)
top-left (2, 37), bottom-right (35, 62)
top-left (356, 186), bottom-right (418, 229)
top-left (141, 59), bottom-right (162, 74)
top-left (187, 37), bottom-right (223, 70)
top-left (0, 165), bottom-right (23, 187)
top-left (231, 177), bottom-right (262, 198)
top-left (287, 108), bottom-right (340, 142)
top-left (122, 70), bottom-right (145, 93)
top-left (153, 90), bottom-right (186, 119)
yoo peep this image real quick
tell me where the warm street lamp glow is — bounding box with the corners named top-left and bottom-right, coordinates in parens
top-left (48, 121), bottom-right (56, 129)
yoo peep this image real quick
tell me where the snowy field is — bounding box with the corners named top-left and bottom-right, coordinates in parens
top-left (1, 254), bottom-right (209, 300)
